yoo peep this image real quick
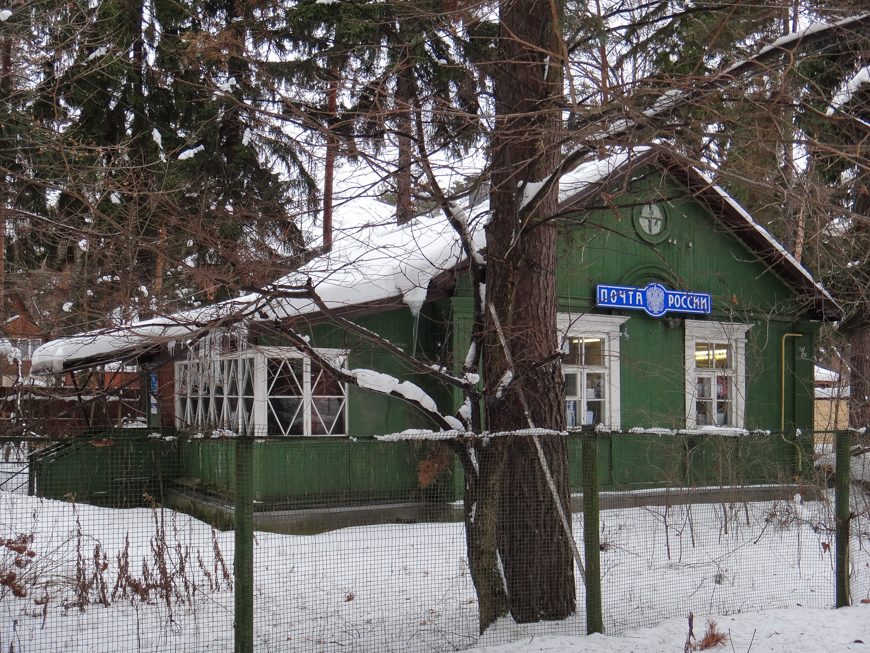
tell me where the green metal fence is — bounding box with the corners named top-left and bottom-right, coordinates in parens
top-left (0, 429), bottom-right (864, 651)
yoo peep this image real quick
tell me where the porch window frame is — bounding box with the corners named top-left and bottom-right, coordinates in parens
top-left (557, 313), bottom-right (629, 430)
top-left (684, 320), bottom-right (750, 429)
top-left (175, 346), bottom-right (347, 437)
top-left (259, 347), bottom-right (348, 437)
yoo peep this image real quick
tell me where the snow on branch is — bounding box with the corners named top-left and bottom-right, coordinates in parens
top-left (268, 322), bottom-right (464, 432)
top-left (557, 14), bottom-right (870, 182)
top-left (277, 280), bottom-right (480, 397)
top-left (377, 426), bottom-right (776, 441)
top-left (725, 13), bottom-right (870, 77)
top-left (627, 426), bottom-right (751, 437)
top-left (827, 65), bottom-right (870, 115)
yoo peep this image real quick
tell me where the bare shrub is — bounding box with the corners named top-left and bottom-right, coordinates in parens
top-left (212, 526), bottom-right (233, 591)
top-left (697, 620), bottom-right (728, 650)
top-left (2, 497), bottom-right (234, 615)
top-left (0, 533), bottom-right (35, 598)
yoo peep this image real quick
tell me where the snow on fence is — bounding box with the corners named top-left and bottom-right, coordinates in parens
top-left (0, 429), bottom-right (867, 652)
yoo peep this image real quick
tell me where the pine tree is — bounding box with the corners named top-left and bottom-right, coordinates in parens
top-left (0, 0), bottom-right (310, 337)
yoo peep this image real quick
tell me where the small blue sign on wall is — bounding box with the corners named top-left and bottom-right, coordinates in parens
top-left (596, 282), bottom-right (711, 318)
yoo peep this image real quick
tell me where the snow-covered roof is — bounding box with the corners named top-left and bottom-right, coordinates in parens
top-left (30, 311), bottom-right (234, 375)
top-left (815, 365), bottom-right (840, 384)
top-left (32, 146), bottom-right (840, 374)
top-left (31, 208), bottom-right (486, 374)
top-left (815, 385), bottom-right (849, 399)
top-left (558, 148), bottom-right (648, 202)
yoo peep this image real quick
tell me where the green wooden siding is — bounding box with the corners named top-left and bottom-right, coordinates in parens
top-left (618, 313), bottom-right (686, 428)
top-left (176, 437), bottom-right (436, 506)
top-left (568, 430), bottom-right (812, 492)
top-left (31, 432), bottom-right (182, 507)
top-left (553, 166), bottom-right (819, 431)
top-left (556, 170), bottom-right (806, 318)
top-left (259, 302), bottom-right (450, 437)
top-left (31, 434), bottom-right (460, 510)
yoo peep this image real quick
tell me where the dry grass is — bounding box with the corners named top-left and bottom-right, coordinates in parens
top-left (685, 613), bottom-right (729, 651)
top-left (697, 619), bottom-right (729, 650)
top-left (417, 445), bottom-right (453, 488)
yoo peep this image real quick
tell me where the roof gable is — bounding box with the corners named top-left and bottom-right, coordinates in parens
top-left (557, 147), bottom-right (841, 321)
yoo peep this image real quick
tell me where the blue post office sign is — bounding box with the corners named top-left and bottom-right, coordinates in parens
top-left (596, 282), bottom-right (711, 317)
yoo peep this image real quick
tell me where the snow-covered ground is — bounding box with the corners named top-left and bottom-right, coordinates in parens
top-left (0, 490), bottom-right (868, 652)
top-left (467, 604), bottom-right (870, 652)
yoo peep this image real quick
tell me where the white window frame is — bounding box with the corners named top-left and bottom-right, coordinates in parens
top-left (684, 320), bottom-right (751, 429)
top-left (174, 353), bottom-right (258, 434)
top-left (175, 345), bottom-right (347, 436)
top-left (557, 313), bottom-right (629, 430)
top-left (259, 347), bottom-right (347, 437)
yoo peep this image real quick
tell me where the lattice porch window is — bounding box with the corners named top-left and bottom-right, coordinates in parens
top-left (176, 344), bottom-right (346, 436)
top-left (266, 356), bottom-right (347, 436)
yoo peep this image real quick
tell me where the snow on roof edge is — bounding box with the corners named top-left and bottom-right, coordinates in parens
top-left (691, 166), bottom-right (840, 316)
top-left (815, 365), bottom-right (840, 383)
top-left (31, 209), bottom-right (484, 374)
top-left (30, 298), bottom-right (261, 375)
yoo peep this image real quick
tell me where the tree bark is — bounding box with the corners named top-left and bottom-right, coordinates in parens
top-left (395, 40), bottom-right (414, 225)
top-left (474, 0), bottom-right (575, 627)
top-left (458, 439), bottom-right (510, 633)
top-left (844, 192), bottom-right (870, 430)
top-left (849, 327), bottom-right (870, 428)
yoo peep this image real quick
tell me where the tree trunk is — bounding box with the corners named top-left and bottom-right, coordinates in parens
top-left (849, 327), bottom-right (870, 428)
top-left (0, 36), bottom-right (9, 319)
top-left (474, 0), bottom-right (575, 628)
top-left (395, 40), bottom-right (414, 225)
top-left (323, 74), bottom-right (337, 251)
top-left (460, 439), bottom-right (510, 633)
top-left (482, 218), bottom-right (575, 623)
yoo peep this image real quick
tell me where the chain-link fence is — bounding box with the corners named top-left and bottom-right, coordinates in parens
top-left (0, 428), bottom-right (866, 652)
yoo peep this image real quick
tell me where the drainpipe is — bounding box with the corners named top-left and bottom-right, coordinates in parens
top-left (782, 333), bottom-right (804, 471)
top-left (781, 333), bottom-right (804, 430)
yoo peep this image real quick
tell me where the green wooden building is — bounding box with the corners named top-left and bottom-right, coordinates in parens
top-left (29, 146), bottom-right (841, 521)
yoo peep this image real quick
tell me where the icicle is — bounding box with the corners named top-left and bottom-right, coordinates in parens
top-left (403, 286), bottom-right (427, 359)
top-left (411, 310), bottom-right (420, 359)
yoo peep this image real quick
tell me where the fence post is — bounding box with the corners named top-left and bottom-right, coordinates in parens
top-left (835, 429), bottom-right (851, 608)
top-left (582, 433), bottom-right (603, 634)
top-left (235, 435), bottom-right (255, 653)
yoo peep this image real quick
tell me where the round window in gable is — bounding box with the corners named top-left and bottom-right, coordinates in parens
top-left (634, 203), bottom-right (670, 244)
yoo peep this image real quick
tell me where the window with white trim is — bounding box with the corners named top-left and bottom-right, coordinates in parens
top-left (684, 320), bottom-right (750, 428)
top-left (266, 354), bottom-right (347, 436)
top-left (176, 354), bottom-right (257, 434)
top-left (558, 314), bottom-right (629, 429)
top-left (176, 345), bottom-right (347, 436)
